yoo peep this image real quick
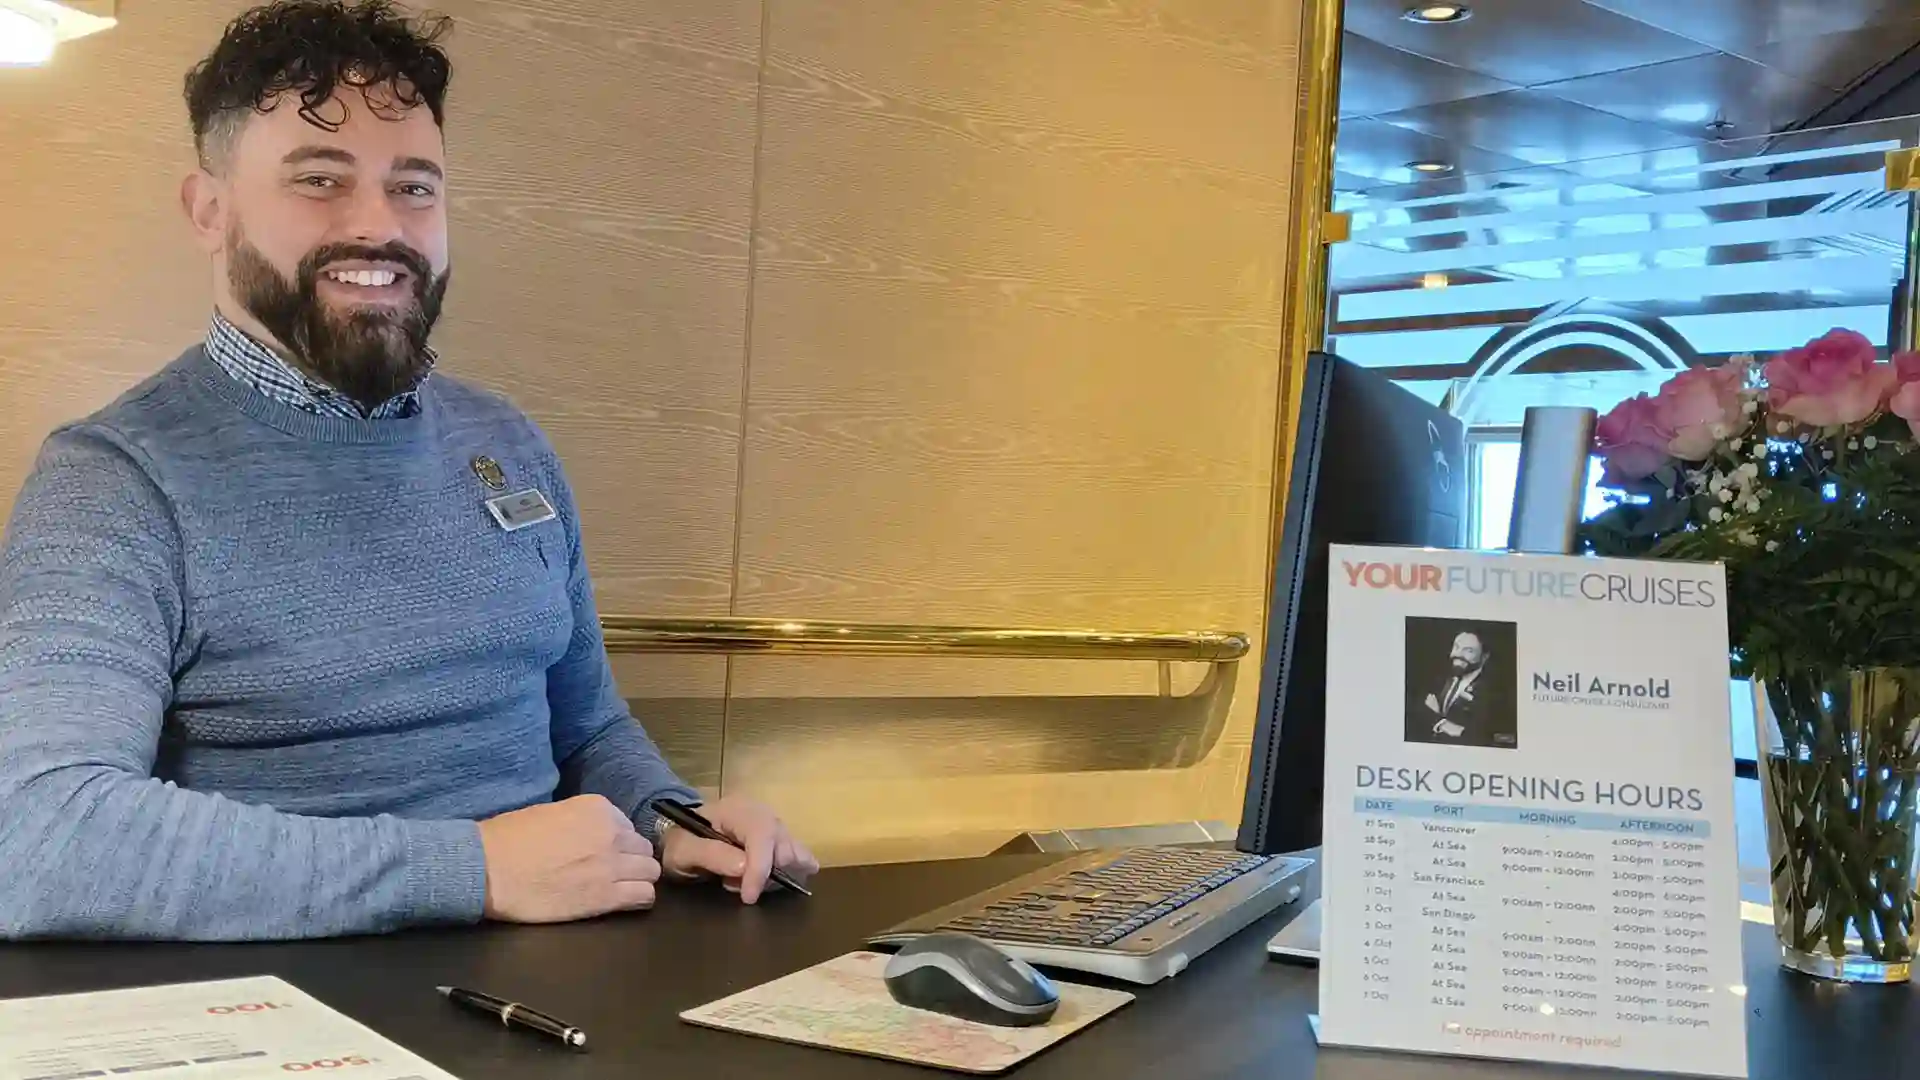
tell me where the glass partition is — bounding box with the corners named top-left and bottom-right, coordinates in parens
top-left (1329, 116), bottom-right (1920, 549)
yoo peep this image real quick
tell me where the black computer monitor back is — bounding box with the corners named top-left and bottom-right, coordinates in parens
top-left (1236, 352), bottom-right (1466, 855)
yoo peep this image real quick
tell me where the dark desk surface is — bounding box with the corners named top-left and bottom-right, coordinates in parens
top-left (1, 854), bottom-right (1912, 1079)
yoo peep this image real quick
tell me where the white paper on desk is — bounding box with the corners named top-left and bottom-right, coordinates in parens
top-left (0, 975), bottom-right (459, 1080)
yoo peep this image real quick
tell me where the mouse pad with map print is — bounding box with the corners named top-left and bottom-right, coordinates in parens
top-left (679, 951), bottom-right (1134, 1074)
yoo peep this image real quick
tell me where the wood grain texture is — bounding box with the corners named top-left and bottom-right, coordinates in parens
top-left (423, 0), bottom-right (764, 616)
top-left (726, 0), bottom-right (1302, 863)
top-left (0, 8), bottom-right (217, 473)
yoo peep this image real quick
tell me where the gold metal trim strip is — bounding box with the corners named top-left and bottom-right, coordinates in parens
top-left (599, 617), bottom-right (1249, 661)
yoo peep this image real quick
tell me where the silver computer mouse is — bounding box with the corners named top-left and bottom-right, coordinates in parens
top-left (882, 932), bottom-right (1060, 1027)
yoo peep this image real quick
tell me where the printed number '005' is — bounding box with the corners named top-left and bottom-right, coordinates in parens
top-left (281, 1058), bottom-right (372, 1071)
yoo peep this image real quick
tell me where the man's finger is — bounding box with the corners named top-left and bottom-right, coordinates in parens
top-left (613, 853), bottom-right (661, 883)
top-left (614, 829), bottom-right (654, 858)
top-left (610, 880), bottom-right (656, 911)
top-left (787, 837), bottom-right (821, 877)
top-left (670, 836), bottom-right (749, 881)
top-left (737, 821), bottom-right (777, 905)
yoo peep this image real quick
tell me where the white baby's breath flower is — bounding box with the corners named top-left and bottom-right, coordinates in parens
top-left (1866, 435), bottom-right (1880, 450)
top-left (1799, 433), bottom-right (1812, 444)
top-left (1776, 420), bottom-right (1791, 433)
top-left (1822, 447), bottom-right (1835, 459)
top-left (1708, 506), bottom-right (1725, 523)
top-left (1745, 400), bottom-right (1759, 415)
top-left (1730, 438), bottom-right (1744, 452)
top-left (1740, 462), bottom-right (1759, 479)
top-left (1848, 438), bottom-right (1860, 450)
top-left (1711, 423), bottom-right (1730, 439)
top-left (1766, 540), bottom-right (1780, 553)
top-left (1717, 487), bottom-right (1734, 503)
top-left (1752, 442), bottom-right (1766, 460)
top-left (1743, 496), bottom-right (1761, 513)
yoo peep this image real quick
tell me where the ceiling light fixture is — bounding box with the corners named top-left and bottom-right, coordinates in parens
top-left (0, 1), bottom-right (115, 67)
top-left (1403, 3), bottom-right (1472, 24)
top-left (1408, 160), bottom-right (1455, 175)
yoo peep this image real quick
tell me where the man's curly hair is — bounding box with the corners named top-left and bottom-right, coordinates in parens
top-left (185, 0), bottom-right (452, 169)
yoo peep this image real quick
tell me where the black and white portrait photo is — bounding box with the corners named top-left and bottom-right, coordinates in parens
top-left (1403, 617), bottom-right (1518, 750)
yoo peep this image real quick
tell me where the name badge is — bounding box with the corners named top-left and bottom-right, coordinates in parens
top-left (486, 489), bottom-right (558, 532)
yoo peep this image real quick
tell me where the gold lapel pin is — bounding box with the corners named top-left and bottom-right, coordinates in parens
top-left (472, 456), bottom-right (507, 491)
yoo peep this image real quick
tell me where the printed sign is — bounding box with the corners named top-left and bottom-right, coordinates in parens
top-left (1316, 546), bottom-right (1746, 1079)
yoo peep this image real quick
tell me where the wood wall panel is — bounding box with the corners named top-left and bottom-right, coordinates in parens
top-left (728, 0), bottom-right (1300, 863)
top-left (0, 9), bottom-right (214, 481)
top-left (422, 0), bottom-right (764, 616)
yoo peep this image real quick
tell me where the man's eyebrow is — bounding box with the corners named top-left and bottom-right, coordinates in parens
top-left (394, 156), bottom-right (445, 181)
top-left (282, 146), bottom-right (356, 168)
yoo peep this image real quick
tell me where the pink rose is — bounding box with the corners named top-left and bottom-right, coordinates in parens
top-left (1763, 329), bottom-right (1896, 427)
top-left (1886, 352), bottom-right (1920, 441)
top-left (1651, 360), bottom-right (1748, 460)
top-left (1594, 393), bottom-right (1674, 486)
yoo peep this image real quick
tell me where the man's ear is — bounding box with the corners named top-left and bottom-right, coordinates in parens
top-left (181, 169), bottom-right (226, 254)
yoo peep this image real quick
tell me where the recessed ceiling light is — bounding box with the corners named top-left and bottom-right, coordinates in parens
top-left (1403, 3), bottom-right (1472, 24)
top-left (0, 8), bottom-right (54, 65)
top-left (0, 2), bottom-right (117, 67)
top-left (1408, 160), bottom-right (1455, 174)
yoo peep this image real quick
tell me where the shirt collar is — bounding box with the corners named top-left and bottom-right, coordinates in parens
top-left (203, 310), bottom-right (433, 420)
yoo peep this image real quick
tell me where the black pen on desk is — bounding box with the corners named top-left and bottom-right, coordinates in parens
top-left (438, 986), bottom-right (587, 1050)
top-left (650, 798), bottom-right (814, 897)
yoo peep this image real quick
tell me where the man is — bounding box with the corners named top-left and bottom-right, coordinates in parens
top-left (0, 0), bottom-right (815, 941)
top-left (1422, 631), bottom-right (1491, 742)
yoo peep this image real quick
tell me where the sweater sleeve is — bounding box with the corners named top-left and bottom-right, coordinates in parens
top-left (542, 462), bottom-right (700, 835)
top-left (0, 428), bottom-right (487, 941)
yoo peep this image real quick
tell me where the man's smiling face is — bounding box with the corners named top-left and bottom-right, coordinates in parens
top-left (184, 77), bottom-right (451, 410)
top-left (1449, 632), bottom-right (1485, 674)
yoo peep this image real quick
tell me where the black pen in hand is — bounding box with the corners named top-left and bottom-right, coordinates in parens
top-left (650, 798), bottom-right (813, 897)
top-left (438, 985), bottom-right (586, 1049)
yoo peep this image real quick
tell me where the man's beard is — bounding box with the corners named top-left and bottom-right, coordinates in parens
top-left (227, 232), bottom-right (449, 413)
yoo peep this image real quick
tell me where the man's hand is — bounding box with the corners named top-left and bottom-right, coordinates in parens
top-left (659, 795), bottom-right (820, 904)
top-left (1435, 719), bottom-right (1465, 739)
top-left (477, 795), bottom-right (661, 923)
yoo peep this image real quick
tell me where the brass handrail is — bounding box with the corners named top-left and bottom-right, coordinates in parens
top-left (599, 616), bottom-right (1249, 662)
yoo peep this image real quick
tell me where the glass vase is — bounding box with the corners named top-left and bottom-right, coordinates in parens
top-left (1752, 667), bottom-right (1920, 982)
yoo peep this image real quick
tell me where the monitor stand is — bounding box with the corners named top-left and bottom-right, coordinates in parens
top-left (1266, 897), bottom-right (1323, 962)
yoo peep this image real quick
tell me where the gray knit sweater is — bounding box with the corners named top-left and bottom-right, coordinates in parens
top-left (0, 346), bottom-right (697, 940)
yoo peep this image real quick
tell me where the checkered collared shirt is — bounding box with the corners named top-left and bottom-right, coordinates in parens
top-left (204, 312), bottom-right (431, 420)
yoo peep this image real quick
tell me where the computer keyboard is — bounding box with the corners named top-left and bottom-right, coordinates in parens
top-left (869, 846), bottom-right (1312, 984)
